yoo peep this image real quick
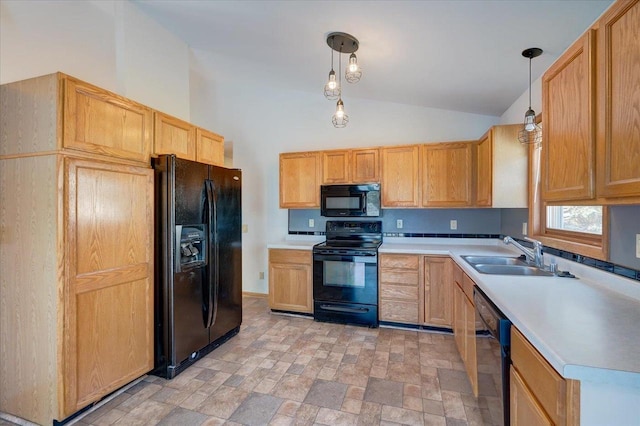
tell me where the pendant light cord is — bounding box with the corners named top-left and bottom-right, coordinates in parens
top-left (528, 56), bottom-right (532, 110)
top-left (331, 36), bottom-right (335, 71)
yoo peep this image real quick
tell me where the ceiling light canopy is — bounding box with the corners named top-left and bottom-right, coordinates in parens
top-left (518, 47), bottom-right (543, 145)
top-left (324, 32), bottom-right (362, 128)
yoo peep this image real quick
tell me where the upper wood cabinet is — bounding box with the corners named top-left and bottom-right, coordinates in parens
top-left (63, 76), bottom-right (152, 164)
top-left (596, 0), bottom-right (640, 199)
top-left (196, 128), bottom-right (225, 166)
top-left (280, 151), bottom-right (322, 208)
top-left (542, 30), bottom-right (596, 202)
top-left (477, 124), bottom-right (528, 208)
top-left (154, 112), bottom-right (196, 161)
top-left (322, 148), bottom-right (380, 184)
top-left (322, 149), bottom-right (350, 184)
top-left (421, 142), bottom-right (473, 207)
top-left (268, 249), bottom-right (313, 313)
top-left (352, 148), bottom-right (380, 183)
top-left (381, 145), bottom-right (421, 207)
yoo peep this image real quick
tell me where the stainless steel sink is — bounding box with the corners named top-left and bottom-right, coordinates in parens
top-left (473, 264), bottom-right (554, 276)
top-left (461, 255), bottom-right (554, 276)
top-left (461, 255), bottom-right (526, 266)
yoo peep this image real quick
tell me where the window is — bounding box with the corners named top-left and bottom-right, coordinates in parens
top-left (546, 206), bottom-right (603, 235)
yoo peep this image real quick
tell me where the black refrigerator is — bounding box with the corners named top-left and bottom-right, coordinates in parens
top-left (153, 155), bottom-right (242, 379)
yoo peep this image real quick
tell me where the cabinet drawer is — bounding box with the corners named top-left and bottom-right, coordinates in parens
top-left (380, 300), bottom-right (419, 324)
top-left (380, 284), bottom-right (418, 301)
top-left (379, 270), bottom-right (419, 286)
top-left (269, 249), bottom-right (311, 265)
top-left (511, 328), bottom-right (567, 425)
top-left (380, 254), bottom-right (419, 270)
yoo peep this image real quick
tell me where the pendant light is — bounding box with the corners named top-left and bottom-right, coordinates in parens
top-left (323, 37), bottom-right (340, 100)
top-left (324, 32), bottom-right (361, 127)
top-left (332, 48), bottom-right (349, 128)
top-left (518, 47), bottom-right (543, 145)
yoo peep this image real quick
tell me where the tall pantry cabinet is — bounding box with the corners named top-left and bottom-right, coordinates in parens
top-left (0, 73), bottom-right (154, 424)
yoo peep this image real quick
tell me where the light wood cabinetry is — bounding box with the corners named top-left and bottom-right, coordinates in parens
top-left (422, 256), bottom-right (452, 326)
top-left (154, 111), bottom-right (197, 161)
top-left (477, 124), bottom-right (527, 207)
top-left (268, 249), bottom-right (313, 313)
top-left (322, 149), bottom-right (350, 184)
top-left (511, 327), bottom-right (580, 426)
top-left (542, 30), bottom-right (596, 201)
top-left (279, 152), bottom-right (322, 208)
top-left (596, 0), bottom-right (640, 199)
top-left (62, 76), bottom-right (153, 164)
top-left (65, 158), bottom-right (154, 413)
top-left (1, 73), bottom-right (154, 424)
top-left (421, 142), bottom-right (473, 207)
top-left (379, 254), bottom-right (422, 324)
top-left (542, 0), bottom-right (640, 203)
top-left (352, 148), bottom-right (380, 183)
top-left (196, 128), bottom-right (225, 166)
top-left (452, 263), bottom-right (478, 396)
top-left (381, 145), bottom-right (421, 207)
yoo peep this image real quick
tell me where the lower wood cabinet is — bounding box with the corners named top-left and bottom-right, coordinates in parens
top-left (268, 249), bottom-right (313, 313)
top-left (423, 256), bottom-right (453, 327)
top-left (379, 254), bottom-right (421, 324)
top-left (511, 327), bottom-right (580, 426)
top-left (452, 263), bottom-right (478, 396)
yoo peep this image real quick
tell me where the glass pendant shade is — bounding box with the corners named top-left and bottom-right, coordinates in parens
top-left (345, 53), bottom-right (362, 83)
top-left (324, 69), bottom-right (340, 100)
top-left (332, 98), bottom-right (349, 128)
top-left (518, 48), bottom-right (543, 145)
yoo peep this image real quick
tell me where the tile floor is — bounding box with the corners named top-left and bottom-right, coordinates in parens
top-left (2, 296), bottom-right (502, 426)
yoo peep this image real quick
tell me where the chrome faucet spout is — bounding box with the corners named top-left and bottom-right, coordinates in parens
top-left (503, 236), bottom-right (544, 268)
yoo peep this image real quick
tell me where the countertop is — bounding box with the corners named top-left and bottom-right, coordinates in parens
top-left (268, 237), bottom-right (640, 388)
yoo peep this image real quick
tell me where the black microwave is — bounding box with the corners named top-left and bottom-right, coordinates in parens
top-left (320, 184), bottom-right (381, 217)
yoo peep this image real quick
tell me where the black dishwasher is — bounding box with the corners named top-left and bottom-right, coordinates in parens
top-left (474, 287), bottom-right (512, 426)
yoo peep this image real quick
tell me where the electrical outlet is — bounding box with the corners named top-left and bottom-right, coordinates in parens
top-left (636, 234), bottom-right (640, 258)
top-left (522, 222), bottom-right (528, 235)
top-left (396, 219), bottom-right (403, 229)
top-left (308, 219), bottom-right (315, 228)
top-left (259, 272), bottom-right (264, 279)
top-left (450, 220), bottom-right (457, 230)
top-left (242, 224), bottom-right (248, 233)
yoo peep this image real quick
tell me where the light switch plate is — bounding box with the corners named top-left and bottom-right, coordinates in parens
top-left (522, 222), bottom-right (528, 235)
top-left (242, 224), bottom-right (248, 233)
top-left (308, 219), bottom-right (315, 228)
top-left (396, 219), bottom-right (403, 229)
top-left (450, 220), bottom-right (457, 230)
top-left (636, 234), bottom-right (640, 258)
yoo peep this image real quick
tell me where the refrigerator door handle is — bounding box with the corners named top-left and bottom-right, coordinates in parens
top-left (205, 180), bottom-right (219, 328)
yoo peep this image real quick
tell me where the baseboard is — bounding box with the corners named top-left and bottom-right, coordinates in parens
top-left (242, 291), bottom-right (268, 298)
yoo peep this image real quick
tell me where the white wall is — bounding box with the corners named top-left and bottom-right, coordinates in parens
top-left (0, 0), bottom-right (190, 119)
top-left (499, 76), bottom-right (542, 125)
top-left (189, 49), bottom-right (500, 293)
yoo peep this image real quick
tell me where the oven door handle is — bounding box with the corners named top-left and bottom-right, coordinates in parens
top-left (313, 254), bottom-right (377, 263)
top-left (319, 304), bottom-right (371, 314)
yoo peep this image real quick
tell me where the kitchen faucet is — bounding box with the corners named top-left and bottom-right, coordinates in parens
top-left (503, 236), bottom-right (544, 268)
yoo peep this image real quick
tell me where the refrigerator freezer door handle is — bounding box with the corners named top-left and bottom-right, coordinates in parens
top-left (205, 180), bottom-right (219, 328)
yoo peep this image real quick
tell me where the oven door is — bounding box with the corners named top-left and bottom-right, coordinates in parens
top-left (313, 252), bottom-right (378, 305)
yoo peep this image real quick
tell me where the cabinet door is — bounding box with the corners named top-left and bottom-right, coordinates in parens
top-left (510, 367), bottom-right (554, 426)
top-left (453, 284), bottom-right (465, 359)
top-left (64, 158), bottom-right (154, 415)
top-left (423, 256), bottom-right (452, 327)
top-left (464, 295), bottom-right (478, 397)
top-left (542, 31), bottom-right (596, 201)
top-left (280, 152), bottom-right (322, 208)
top-left (596, 0), bottom-right (640, 198)
top-left (476, 132), bottom-right (493, 206)
top-left (381, 145), bottom-right (420, 207)
top-left (154, 112), bottom-right (196, 161)
top-left (352, 148), bottom-right (380, 183)
top-left (322, 150), bottom-right (350, 184)
top-left (196, 128), bottom-right (224, 166)
top-left (422, 143), bottom-right (473, 207)
top-left (63, 77), bottom-right (152, 163)
top-left (268, 249), bottom-right (312, 313)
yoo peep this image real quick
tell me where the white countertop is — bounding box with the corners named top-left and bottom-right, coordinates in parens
top-left (268, 236), bottom-right (640, 388)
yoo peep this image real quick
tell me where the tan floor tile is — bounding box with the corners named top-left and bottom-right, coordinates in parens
top-left (341, 397), bottom-right (362, 414)
top-left (403, 396), bottom-right (423, 411)
top-left (380, 405), bottom-right (423, 425)
top-left (441, 390), bottom-right (467, 420)
top-left (423, 412), bottom-right (447, 426)
top-left (315, 407), bottom-right (358, 426)
top-left (271, 374), bottom-right (315, 402)
top-left (277, 400), bottom-right (301, 417)
top-left (269, 414), bottom-right (295, 425)
top-left (345, 385), bottom-right (365, 400)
